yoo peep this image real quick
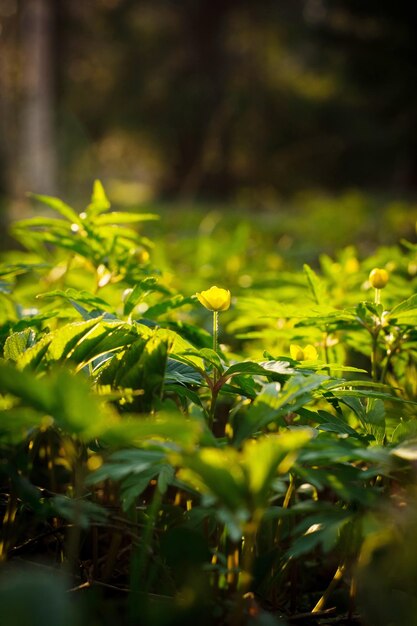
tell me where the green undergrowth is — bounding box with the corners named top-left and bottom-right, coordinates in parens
top-left (1, 183), bottom-right (417, 625)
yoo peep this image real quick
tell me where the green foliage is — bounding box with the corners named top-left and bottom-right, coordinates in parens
top-left (2, 182), bottom-right (417, 624)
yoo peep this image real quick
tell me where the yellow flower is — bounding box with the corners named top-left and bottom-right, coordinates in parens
top-left (369, 268), bottom-right (389, 289)
top-left (290, 344), bottom-right (318, 361)
top-left (196, 286), bottom-right (231, 311)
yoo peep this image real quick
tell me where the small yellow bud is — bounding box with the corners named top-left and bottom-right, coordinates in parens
top-left (369, 268), bottom-right (389, 289)
top-left (196, 286), bottom-right (231, 311)
top-left (290, 344), bottom-right (318, 361)
top-left (87, 454), bottom-right (103, 471)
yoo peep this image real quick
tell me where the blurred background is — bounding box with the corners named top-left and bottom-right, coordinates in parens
top-left (1, 0), bottom-right (417, 251)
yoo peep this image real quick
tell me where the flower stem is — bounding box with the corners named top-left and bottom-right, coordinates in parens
top-left (213, 310), bottom-right (219, 353)
top-left (371, 333), bottom-right (379, 381)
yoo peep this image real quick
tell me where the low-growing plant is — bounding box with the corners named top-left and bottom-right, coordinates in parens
top-left (1, 183), bottom-right (417, 625)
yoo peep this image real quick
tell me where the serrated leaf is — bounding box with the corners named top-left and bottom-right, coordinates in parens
top-left (288, 511), bottom-right (352, 558)
top-left (235, 374), bottom-right (328, 443)
top-left (303, 264), bottom-right (327, 305)
top-left (392, 420), bottom-right (417, 444)
top-left (165, 358), bottom-right (203, 385)
top-left (123, 277), bottom-right (159, 316)
top-left (297, 407), bottom-right (361, 439)
top-left (145, 295), bottom-right (193, 319)
top-left (164, 383), bottom-right (202, 406)
top-left (28, 193), bottom-right (82, 225)
top-left (4, 329), bottom-right (36, 361)
top-left (389, 294), bottom-right (417, 323)
top-left (97, 333), bottom-right (168, 411)
top-left (37, 288), bottom-right (114, 313)
top-left (17, 318), bottom-right (102, 369)
top-left (87, 179), bottom-right (111, 216)
top-left (365, 398), bottom-right (385, 445)
top-left (182, 348), bottom-right (224, 373)
top-left (70, 322), bottom-right (139, 368)
top-left (225, 360), bottom-right (292, 378)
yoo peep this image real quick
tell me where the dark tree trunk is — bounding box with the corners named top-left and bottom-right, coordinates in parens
top-left (18, 0), bottom-right (57, 197)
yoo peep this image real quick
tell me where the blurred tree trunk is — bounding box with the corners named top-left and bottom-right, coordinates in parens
top-left (18, 0), bottom-right (56, 197)
top-left (0, 21), bottom-right (13, 197)
top-left (172, 0), bottom-right (237, 200)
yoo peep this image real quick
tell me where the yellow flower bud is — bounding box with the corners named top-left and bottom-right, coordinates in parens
top-left (196, 286), bottom-right (231, 311)
top-left (369, 268), bottom-right (389, 289)
top-left (290, 344), bottom-right (318, 361)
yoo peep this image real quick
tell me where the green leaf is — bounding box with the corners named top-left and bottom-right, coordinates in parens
top-left (28, 193), bottom-right (82, 225)
top-left (86, 448), bottom-right (169, 509)
top-left (51, 495), bottom-right (108, 529)
top-left (145, 294), bottom-right (193, 319)
top-left (37, 288), bottom-right (114, 314)
top-left (165, 358), bottom-right (203, 385)
top-left (0, 362), bottom-right (117, 440)
top-left (338, 396), bottom-right (385, 443)
top-left (288, 511), bottom-right (352, 558)
top-left (17, 319), bottom-right (142, 371)
top-left (69, 322), bottom-right (139, 368)
top-left (98, 333), bottom-right (168, 411)
top-left (12, 228), bottom-right (92, 258)
top-left (389, 294), bottom-right (417, 324)
top-left (123, 277), bottom-right (159, 316)
top-left (102, 412), bottom-right (202, 448)
top-left (224, 360), bottom-right (292, 378)
top-left (391, 440), bottom-right (417, 461)
top-left (0, 361), bottom-right (52, 412)
top-left (17, 318), bottom-right (102, 369)
top-left (243, 430), bottom-right (312, 506)
top-left (87, 179), bottom-right (111, 216)
top-left (95, 212), bottom-right (159, 225)
top-left (164, 383), bottom-right (203, 407)
top-left (10, 217), bottom-right (73, 231)
top-left (4, 329), bottom-right (36, 361)
top-left (235, 374), bottom-right (328, 443)
top-left (0, 407), bottom-right (44, 442)
top-left (182, 348), bottom-right (224, 373)
top-left (179, 448), bottom-right (247, 512)
top-left (303, 264), bottom-right (327, 305)
top-left (297, 407), bottom-right (362, 439)
top-left (365, 398), bottom-right (386, 445)
top-left (392, 420), bottom-right (417, 444)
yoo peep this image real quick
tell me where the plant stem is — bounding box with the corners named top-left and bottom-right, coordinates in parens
top-left (323, 329), bottom-right (330, 365)
top-left (240, 524), bottom-right (257, 593)
top-left (380, 352), bottom-right (392, 384)
top-left (209, 310), bottom-right (220, 429)
top-left (312, 562), bottom-right (346, 613)
top-left (66, 464), bottom-right (83, 576)
top-left (0, 488), bottom-right (17, 560)
top-left (274, 473), bottom-right (295, 545)
top-left (371, 333), bottom-right (379, 382)
top-left (374, 288), bottom-right (381, 305)
top-left (213, 310), bottom-right (219, 354)
top-left (380, 333), bottom-right (402, 384)
top-left (208, 384), bottom-right (220, 431)
top-left (129, 486), bottom-right (162, 625)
